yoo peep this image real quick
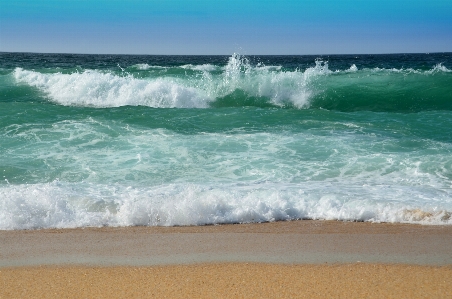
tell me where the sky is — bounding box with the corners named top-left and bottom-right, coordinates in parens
top-left (1, 0), bottom-right (451, 55)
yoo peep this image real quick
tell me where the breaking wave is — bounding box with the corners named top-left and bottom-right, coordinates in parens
top-left (12, 53), bottom-right (452, 111)
top-left (1, 181), bottom-right (451, 230)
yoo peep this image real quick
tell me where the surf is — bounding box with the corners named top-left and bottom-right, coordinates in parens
top-left (2, 52), bottom-right (452, 229)
top-left (10, 53), bottom-right (452, 112)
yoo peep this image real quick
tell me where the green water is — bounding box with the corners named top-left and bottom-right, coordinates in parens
top-left (1, 52), bottom-right (451, 229)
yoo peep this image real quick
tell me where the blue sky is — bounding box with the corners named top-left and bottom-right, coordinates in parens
top-left (1, 0), bottom-right (451, 54)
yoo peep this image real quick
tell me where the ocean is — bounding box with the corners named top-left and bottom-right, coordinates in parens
top-left (1, 52), bottom-right (451, 229)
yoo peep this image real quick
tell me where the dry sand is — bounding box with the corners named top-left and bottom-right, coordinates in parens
top-left (1, 221), bottom-right (452, 298)
top-left (2, 263), bottom-right (452, 299)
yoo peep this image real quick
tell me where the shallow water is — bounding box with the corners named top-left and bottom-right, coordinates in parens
top-left (1, 52), bottom-right (451, 229)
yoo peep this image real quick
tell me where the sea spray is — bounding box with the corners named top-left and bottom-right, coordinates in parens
top-left (1, 52), bottom-right (452, 229)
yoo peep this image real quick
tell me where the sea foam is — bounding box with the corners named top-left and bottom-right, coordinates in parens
top-left (13, 68), bottom-right (210, 108)
top-left (1, 180), bottom-right (451, 230)
top-left (1, 123), bottom-right (451, 229)
top-left (3, 53), bottom-right (452, 230)
top-left (13, 54), bottom-right (332, 109)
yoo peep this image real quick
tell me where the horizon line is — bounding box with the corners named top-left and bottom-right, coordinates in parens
top-left (1, 51), bottom-right (451, 56)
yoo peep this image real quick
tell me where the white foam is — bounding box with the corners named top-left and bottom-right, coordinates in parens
top-left (1, 180), bottom-right (451, 230)
top-left (13, 54), bottom-right (335, 109)
top-left (13, 68), bottom-right (211, 108)
top-left (368, 63), bottom-right (451, 75)
top-left (348, 64), bottom-right (358, 72)
top-left (133, 64), bottom-right (168, 70)
top-left (215, 54), bottom-right (332, 108)
top-left (2, 124), bottom-right (452, 230)
top-left (12, 54), bottom-right (451, 110)
top-left (135, 64), bottom-right (151, 70)
top-left (426, 63), bottom-right (452, 74)
top-left (180, 64), bottom-right (219, 72)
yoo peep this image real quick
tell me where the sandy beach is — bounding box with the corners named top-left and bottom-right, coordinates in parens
top-left (1, 221), bottom-right (452, 298)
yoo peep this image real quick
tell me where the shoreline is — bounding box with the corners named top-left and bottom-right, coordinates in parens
top-left (2, 220), bottom-right (451, 298)
top-left (2, 220), bottom-right (451, 267)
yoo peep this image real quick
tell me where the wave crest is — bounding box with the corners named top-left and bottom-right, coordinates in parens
top-left (14, 68), bottom-right (210, 108)
top-left (12, 54), bottom-right (452, 110)
top-left (1, 182), bottom-right (451, 230)
top-left (12, 54), bottom-right (333, 109)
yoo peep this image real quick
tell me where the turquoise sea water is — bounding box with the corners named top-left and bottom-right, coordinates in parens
top-left (1, 52), bottom-right (452, 229)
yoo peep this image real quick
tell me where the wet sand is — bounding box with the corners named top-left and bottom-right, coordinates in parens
top-left (1, 221), bottom-right (452, 298)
